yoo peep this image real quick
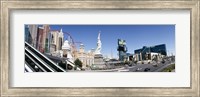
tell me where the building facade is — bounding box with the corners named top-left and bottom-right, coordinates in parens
top-left (75, 44), bottom-right (95, 68)
top-left (50, 30), bottom-right (59, 52)
top-left (25, 25), bottom-right (64, 55)
top-left (25, 25), bottom-right (32, 44)
top-left (42, 25), bottom-right (50, 53)
top-left (36, 27), bottom-right (44, 52)
top-left (117, 39), bottom-right (128, 61)
top-left (28, 25), bottom-right (38, 48)
top-left (57, 29), bottom-right (64, 51)
top-left (134, 44), bottom-right (167, 61)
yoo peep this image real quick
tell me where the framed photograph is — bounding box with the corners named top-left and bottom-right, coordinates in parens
top-left (1, 0), bottom-right (199, 96)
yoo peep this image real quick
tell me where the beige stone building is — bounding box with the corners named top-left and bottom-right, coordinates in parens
top-left (49, 30), bottom-right (59, 52)
top-left (75, 44), bottom-right (95, 68)
top-left (49, 29), bottom-right (64, 54)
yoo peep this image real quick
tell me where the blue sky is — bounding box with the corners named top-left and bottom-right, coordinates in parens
top-left (49, 25), bottom-right (175, 58)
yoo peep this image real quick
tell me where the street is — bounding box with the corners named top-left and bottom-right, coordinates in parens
top-left (118, 57), bottom-right (175, 72)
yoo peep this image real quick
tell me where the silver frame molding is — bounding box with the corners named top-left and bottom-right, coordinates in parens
top-left (1, 0), bottom-right (199, 96)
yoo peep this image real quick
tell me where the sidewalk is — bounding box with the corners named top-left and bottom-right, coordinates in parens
top-left (154, 63), bottom-right (174, 72)
top-left (171, 69), bottom-right (175, 72)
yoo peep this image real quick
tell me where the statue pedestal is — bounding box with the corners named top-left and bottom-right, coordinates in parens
top-left (93, 54), bottom-right (105, 68)
top-left (94, 54), bottom-right (104, 64)
top-left (92, 32), bottom-right (106, 69)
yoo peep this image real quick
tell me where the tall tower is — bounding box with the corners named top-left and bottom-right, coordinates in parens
top-left (79, 43), bottom-right (85, 53)
top-left (57, 28), bottom-right (64, 51)
top-left (50, 30), bottom-right (59, 52)
top-left (117, 39), bottom-right (128, 61)
top-left (28, 25), bottom-right (38, 48)
top-left (43, 25), bottom-right (50, 53)
top-left (37, 27), bottom-right (44, 52)
top-left (25, 25), bottom-right (32, 44)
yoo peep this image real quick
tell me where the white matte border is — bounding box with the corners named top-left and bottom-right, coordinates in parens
top-left (10, 10), bottom-right (190, 87)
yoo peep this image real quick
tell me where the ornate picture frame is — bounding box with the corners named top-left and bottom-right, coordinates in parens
top-left (1, 0), bottom-right (199, 96)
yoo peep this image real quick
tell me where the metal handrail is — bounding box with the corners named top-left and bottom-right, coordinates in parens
top-left (25, 48), bottom-right (55, 72)
top-left (25, 62), bottom-right (34, 72)
top-left (25, 42), bottom-right (66, 72)
top-left (25, 52), bottom-right (47, 72)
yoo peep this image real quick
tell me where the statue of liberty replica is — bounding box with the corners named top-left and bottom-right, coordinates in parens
top-left (95, 32), bottom-right (102, 54)
top-left (93, 31), bottom-right (105, 68)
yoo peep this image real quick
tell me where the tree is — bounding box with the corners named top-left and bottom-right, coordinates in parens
top-left (74, 58), bottom-right (83, 68)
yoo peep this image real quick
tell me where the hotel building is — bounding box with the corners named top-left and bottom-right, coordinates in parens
top-left (134, 44), bottom-right (167, 61)
top-left (28, 25), bottom-right (38, 48)
top-left (75, 44), bottom-right (95, 68)
top-left (49, 29), bottom-right (64, 56)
